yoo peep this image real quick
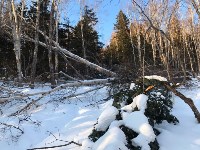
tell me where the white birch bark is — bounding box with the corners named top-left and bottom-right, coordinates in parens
top-left (8, 0), bottom-right (24, 85)
top-left (24, 33), bottom-right (116, 77)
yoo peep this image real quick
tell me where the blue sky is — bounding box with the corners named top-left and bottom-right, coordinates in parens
top-left (60, 0), bottom-right (132, 45)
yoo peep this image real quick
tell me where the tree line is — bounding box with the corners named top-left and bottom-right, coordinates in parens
top-left (0, 0), bottom-right (200, 87)
top-left (0, 0), bottom-right (105, 87)
top-left (103, 1), bottom-right (200, 83)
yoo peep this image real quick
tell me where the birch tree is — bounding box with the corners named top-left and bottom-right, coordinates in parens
top-left (54, 0), bottom-right (60, 80)
top-left (8, 0), bottom-right (25, 86)
top-left (30, 0), bottom-right (40, 88)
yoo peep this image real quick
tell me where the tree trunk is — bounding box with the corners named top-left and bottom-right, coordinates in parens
top-left (54, 0), bottom-right (59, 81)
top-left (8, 0), bottom-right (24, 86)
top-left (164, 83), bottom-right (200, 123)
top-left (48, 0), bottom-right (56, 88)
top-left (30, 0), bottom-right (41, 88)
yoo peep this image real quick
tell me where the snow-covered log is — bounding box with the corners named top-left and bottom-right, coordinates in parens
top-left (0, 78), bottom-right (114, 104)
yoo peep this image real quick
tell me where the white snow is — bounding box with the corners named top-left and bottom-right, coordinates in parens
top-left (92, 127), bottom-right (128, 150)
top-left (123, 111), bottom-right (156, 150)
top-left (144, 75), bottom-right (167, 81)
top-left (156, 80), bottom-right (200, 150)
top-left (130, 83), bottom-right (136, 90)
top-left (0, 78), bottom-right (200, 150)
top-left (121, 94), bottom-right (148, 112)
top-left (95, 106), bottom-right (119, 131)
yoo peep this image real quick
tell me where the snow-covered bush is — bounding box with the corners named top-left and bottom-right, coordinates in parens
top-left (87, 76), bottom-right (178, 150)
top-left (135, 77), bottom-right (179, 125)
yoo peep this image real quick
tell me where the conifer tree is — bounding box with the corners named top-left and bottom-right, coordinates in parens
top-left (71, 6), bottom-right (103, 63)
top-left (114, 10), bottom-right (132, 64)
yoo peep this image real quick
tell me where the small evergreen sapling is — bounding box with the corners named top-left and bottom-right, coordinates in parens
top-left (88, 76), bottom-right (178, 149)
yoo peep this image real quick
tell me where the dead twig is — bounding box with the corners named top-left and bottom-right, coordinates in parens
top-left (26, 141), bottom-right (82, 150)
top-left (0, 122), bottom-right (24, 134)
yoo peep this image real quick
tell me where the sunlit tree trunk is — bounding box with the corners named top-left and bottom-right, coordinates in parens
top-left (137, 24), bottom-right (142, 67)
top-left (8, 0), bottom-right (24, 86)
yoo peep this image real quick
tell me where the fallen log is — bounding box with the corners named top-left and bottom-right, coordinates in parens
top-left (0, 78), bottom-right (115, 104)
top-left (23, 34), bottom-right (116, 77)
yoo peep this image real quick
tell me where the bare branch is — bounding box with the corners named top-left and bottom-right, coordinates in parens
top-left (191, 0), bottom-right (200, 19)
top-left (132, 0), bottom-right (171, 41)
top-left (27, 141), bottom-right (82, 150)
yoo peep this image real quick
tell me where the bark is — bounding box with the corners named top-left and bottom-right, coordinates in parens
top-left (54, 0), bottom-right (59, 80)
top-left (48, 0), bottom-right (56, 87)
top-left (8, 0), bottom-right (24, 86)
top-left (79, 1), bottom-right (88, 75)
top-left (137, 25), bottom-right (142, 67)
top-left (30, 0), bottom-right (41, 88)
top-left (80, 0), bottom-right (86, 59)
top-left (164, 83), bottom-right (200, 123)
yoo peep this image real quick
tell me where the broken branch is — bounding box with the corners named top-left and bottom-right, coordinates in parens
top-left (164, 83), bottom-right (200, 123)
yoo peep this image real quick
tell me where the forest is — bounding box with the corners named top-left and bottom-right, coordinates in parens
top-left (0, 0), bottom-right (200, 150)
top-left (0, 0), bottom-right (200, 85)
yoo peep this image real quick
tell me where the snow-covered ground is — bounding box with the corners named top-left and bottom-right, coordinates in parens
top-left (157, 78), bottom-right (200, 150)
top-left (0, 78), bottom-right (200, 150)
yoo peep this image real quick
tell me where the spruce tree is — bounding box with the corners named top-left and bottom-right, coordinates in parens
top-left (71, 6), bottom-right (103, 63)
top-left (114, 10), bottom-right (132, 64)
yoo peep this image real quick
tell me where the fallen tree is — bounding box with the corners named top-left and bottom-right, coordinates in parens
top-left (23, 31), bottom-right (116, 78)
top-left (0, 78), bottom-right (115, 104)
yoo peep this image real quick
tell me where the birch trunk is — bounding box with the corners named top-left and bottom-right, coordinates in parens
top-left (8, 0), bottom-right (24, 86)
top-left (24, 34), bottom-right (116, 77)
top-left (137, 25), bottom-right (142, 67)
top-left (30, 0), bottom-right (41, 88)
